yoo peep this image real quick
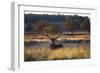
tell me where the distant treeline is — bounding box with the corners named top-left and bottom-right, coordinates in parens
top-left (24, 14), bottom-right (90, 33)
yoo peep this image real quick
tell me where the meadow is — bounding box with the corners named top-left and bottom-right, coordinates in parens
top-left (24, 47), bottom-right (90, 61)
top-left (24, 32), bottom-right (90, 61)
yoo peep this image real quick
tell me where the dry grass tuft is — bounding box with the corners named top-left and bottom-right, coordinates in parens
top-left (24, 47), bottom-right (90, 61)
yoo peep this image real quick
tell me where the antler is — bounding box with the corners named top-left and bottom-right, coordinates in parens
top-left (55, 32), bottom-right (62, 39)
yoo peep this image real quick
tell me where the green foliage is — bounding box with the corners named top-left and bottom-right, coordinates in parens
top-left (64, 16), bottom-right (76, 33)
top-left (80, 17), bottom-right (90, 32)
top-left (33, 20), bottom-right (49, 32)
top-left (43, 25), bottom-right (58, 34)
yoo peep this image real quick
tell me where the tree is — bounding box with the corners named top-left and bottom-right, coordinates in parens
top-left (33, 20), bottom-right (48, 32)
top-left (33, 20), bottom-right (63, 49)
top-left (80, 17), bottom-right (90, 32)
top-left (64, 16), bottom-right (75, 35)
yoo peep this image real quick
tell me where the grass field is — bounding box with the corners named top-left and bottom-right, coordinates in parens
top-left (24, 32), bottom-right (90, 61)
top-left (24, 32), bottom-right (90, 41)
top-left (24, 47), bottom-right (90, 61)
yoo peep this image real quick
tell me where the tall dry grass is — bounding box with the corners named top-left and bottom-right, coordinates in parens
top-left (24, 48), bottom-right (90, 61)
